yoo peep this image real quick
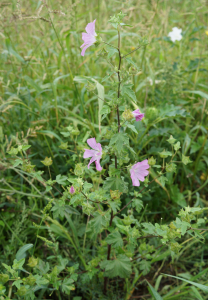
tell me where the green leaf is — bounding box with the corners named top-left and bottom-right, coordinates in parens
top-left (88, 214), bottom-right (109, 235)
top-left (110, 133), bottom-right (129, 153)
top-left (103, 177), bottom-right (128, 193)
top-left (12, 258), bottom-right (25, 270)
top-left (22, 145), bottom-right (31, 151)
top-left (142, 223), bottom-right (156, 235)
top-left (157, 176), bottom-right (168, 187)
top-left (121, 84), bottom-right (137, 102)
top-left (126, 57), bottom-right (139, 69)
top-left (167, 135), bottom-right (176, 145)
top-left (62, 278), bottom-right (74, 295)
top-left (56, 174), bottom-right (68, 185)
top-left (13, 159), bottom-right (23, 167)
top-left (100, 255), bottom-right (131, 278)
top-left (126, 124), bottom-right (138, 133)
top-left (132, 199), bottom-right (143, 213)
top-left (139, 260), bottom-right (151, 275)
top-left (100, 105), bottom-right (111, 115)
top-left (105, 231), bottom-right (123, 248)
top-left (51, 202), bottom-right (65, 218)
top-left (107, 47), bottom-right (118, 59)
top-left (183, 90), bottom-right (208, 101)
top-left (12, 279), bottom-right (23, 289)
top-left (182, 154), bottom-right (192, 165)
top-left (16, 244), bottom-right (33, 261)
top-left (163, 274), bottom-right (208, 292)
top-left (174, 141), bottom-right (181, 151)
top-left (34, 274), bottom-right (49, 286)
top-left (109, 165), bottom-right (121, 177)
top-left (147, 281), bottom-right (163, 300)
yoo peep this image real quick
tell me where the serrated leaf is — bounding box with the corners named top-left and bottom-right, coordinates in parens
top-left (88, 214), bottom-right (109, 235)
top-left (139, 260), bottom-right (151, 275)
top-left (13, 159), bottom-right (23, 167)
top-left (121, 84), bottom-right (137, 102)
top-left (125, 57), bottom-right (139, 69)
top-left (109, 133), bottom-right (129, 153)
top-left (100, 105), bottom-right (111, 115)
top-left (12, 258), bottom-right (25, 270)
top-left (103, 177), bottom-right (128, 193)
top-left (126, 124), bottom-right (138, 133)
top-left (56, 174), bottom-right (68, 185)
top-left (107, 47), bottom-right (118, 59)
top-left (62, 278), bottom-right (74, 295)
top-left (132, 199), bottom-right (143, 213)
top-left (51, 202), bottom-right (65, 219)
top-left (158, 176), bottom-right (168, 187)
top-left (100, 255), bottom-right (131, 278)
top-left (105, 231), bottom-right (123, 248)
top-left (12, 279), bottom-right (23, 289)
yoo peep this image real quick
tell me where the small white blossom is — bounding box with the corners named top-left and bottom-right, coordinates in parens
top-left (168, 27), bottom-right (182, 43)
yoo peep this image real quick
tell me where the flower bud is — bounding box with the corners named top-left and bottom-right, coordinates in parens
top-left (122, 108), bottom-right (134, 121)
top-left (69, 186), bottom-right (75, 194)
top-left (128, 66), bottom-right (138, 75)
top-left (148, 156), bottom-right (156, 166)
top-left (145, 107), bottom-right (158, 121)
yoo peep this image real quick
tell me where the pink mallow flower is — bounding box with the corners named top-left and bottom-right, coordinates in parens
top-left (70, 186), bottom-right (75, 194)
top-left (80, 19), bottom-right (97, 56)
top-left (83, 138), bottom-right (102, 171)
top-left (132, 109), bottom-right (144, 121)
top-left (130, 159), bottom-right (149, 187)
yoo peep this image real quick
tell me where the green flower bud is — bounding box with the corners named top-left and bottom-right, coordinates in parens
top-left (145, 107), bottom-right (158, 121)
top-left (122, 108), bottom-right (134, 121)
top-left (23, 274), bottom-right (36, 286)
top-left (15, 286), bottom-right (27, 297)
top-left (27, 256), bottom-right (38, 268)
top-left (110, 190), bottom-right (122, 200)
top-left (0, 274), bottom-right (9, 284)
top-left (74, 163), bottom-right (85, 176)
top-left (41, 157), bottom-right (52, 167)
top-left (59, 142), bottom-right (68, 150)
top-left (128, 66), bottom-right (138, 75)
top-left (148, 156), bottom-right (156, 166)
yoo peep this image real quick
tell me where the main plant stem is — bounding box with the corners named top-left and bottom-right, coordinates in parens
top-left (103, 26), bottom-right (122, 296)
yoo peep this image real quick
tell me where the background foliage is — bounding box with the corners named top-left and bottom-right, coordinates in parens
top-left (0, 0), bottom-right (208, 299)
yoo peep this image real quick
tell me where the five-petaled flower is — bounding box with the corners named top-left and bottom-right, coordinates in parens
top-left (83, 138), bottom-right (102, 171)
top-left (69, 186), bottom-right (75, 194)
top-left (130, 159), bottom-right (149, 186)
top-left (80, 19), bottom-right (97, 56)
top-left (132, 109), bottom-right (144, 121)
top-left (168, 27), bottom-right (182, 43)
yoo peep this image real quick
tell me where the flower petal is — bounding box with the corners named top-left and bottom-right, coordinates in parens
top-left (95, 159), bottom-right (102, 171)
top-left (87, 138), bottom-right (102, 151)
top-left (83, 149), bottom-right (96, 158)
top-left (130, 172), bottom-right (140, 186)
top-left (87, 156), bottom-right (97, 169)
top-left (81, 44), bottom-right (92, 56)
top-left (85, 19), bottom-right (96, 36)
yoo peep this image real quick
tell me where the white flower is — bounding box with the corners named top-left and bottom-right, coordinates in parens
top-left (168, 27), bottom-right (182, 43)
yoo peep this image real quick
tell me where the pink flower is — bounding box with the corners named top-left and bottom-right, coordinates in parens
top-left (132, 109), bottom-right (144, 121)
top-left (130, 159), bottom-right (149, 186)
top-left (80, 19), bottom-right (97, 56)
top-left (83, 138), bottom-right (102, 171)
top-left (70, 186), bottom-right (75, 194)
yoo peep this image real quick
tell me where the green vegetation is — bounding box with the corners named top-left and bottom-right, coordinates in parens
top-left (0, 0), bottom-right (208, 299)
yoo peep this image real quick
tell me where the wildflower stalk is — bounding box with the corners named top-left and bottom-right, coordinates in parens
top-left (103, 24), bottom-right (122, 296)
